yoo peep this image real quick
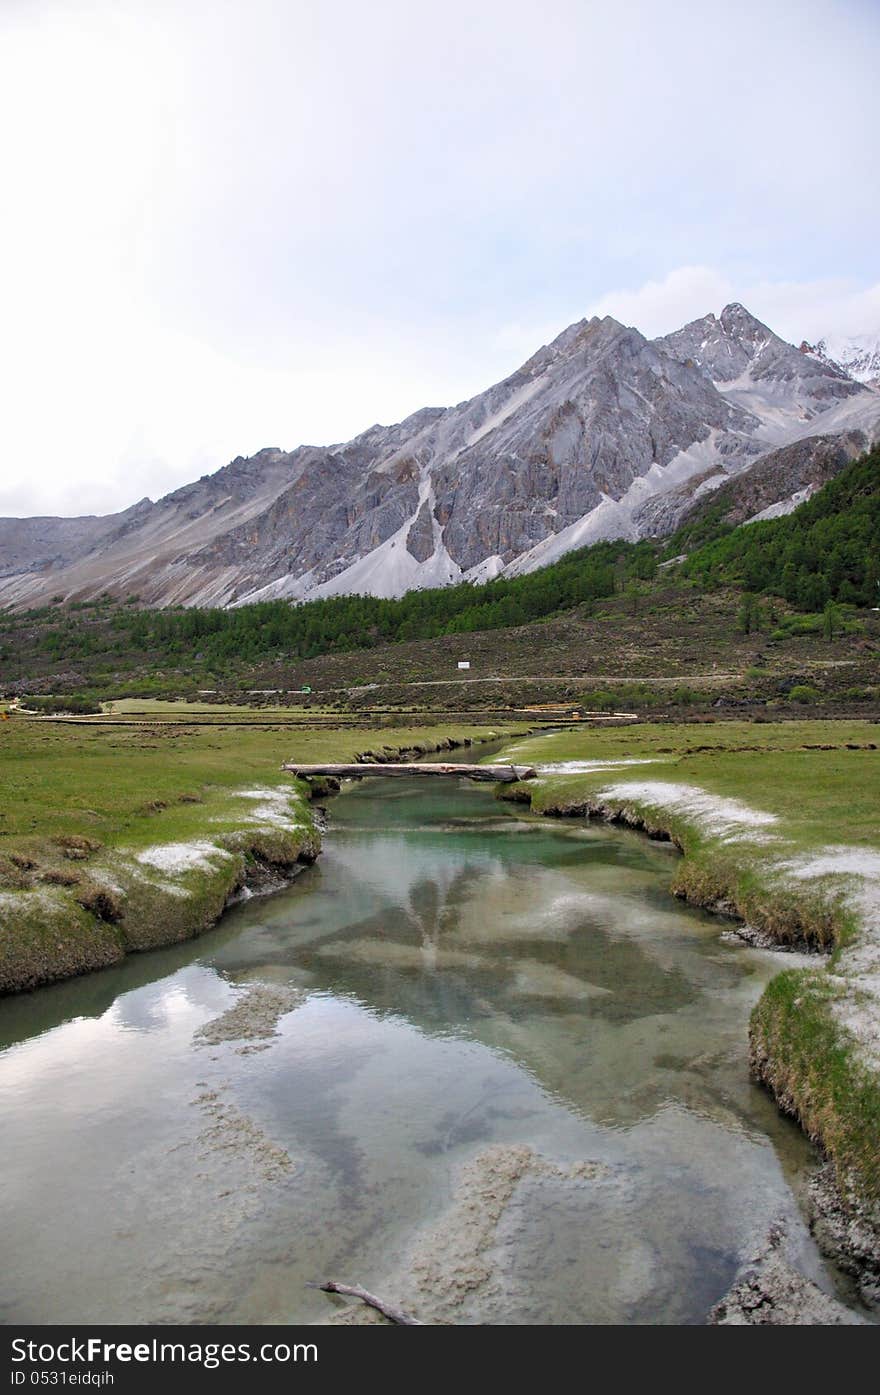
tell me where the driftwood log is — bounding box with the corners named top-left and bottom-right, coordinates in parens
top-left (282, 761), bottom-right (536, 782)
top-left (311, 1281), bottom-right (423, 1325)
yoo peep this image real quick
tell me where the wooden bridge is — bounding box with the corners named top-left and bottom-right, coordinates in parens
top-left (281, 761), bottom-right (537, 783)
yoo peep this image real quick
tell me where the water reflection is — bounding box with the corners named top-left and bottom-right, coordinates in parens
top-left (0, 774), bottom-right (845, 1325)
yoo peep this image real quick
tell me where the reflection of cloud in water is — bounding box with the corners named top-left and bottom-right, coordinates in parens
top-left (286, 854), bottom-right (782, 1137)
top-left (327, 833), bottom-right (505, 911)
top-left (109, 965), bottom-right (232, 1035)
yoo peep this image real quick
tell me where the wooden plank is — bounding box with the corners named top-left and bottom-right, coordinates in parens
top-left (281, 761), bottom-right (537, 782)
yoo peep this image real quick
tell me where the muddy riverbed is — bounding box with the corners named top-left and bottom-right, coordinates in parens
top-left (0, 772), bottom-right (866, 1323)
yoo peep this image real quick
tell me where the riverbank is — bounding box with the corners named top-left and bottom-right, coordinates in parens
top-left (1, 762), bottom-right (846, 1325)
top-left (0, 714), bottom-right (521, 994)
top-left (492, 720), bottom-right (880, 1305)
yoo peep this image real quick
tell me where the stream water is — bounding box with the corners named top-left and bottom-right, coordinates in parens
top-left (0, 765), bottom-right (856, 1324)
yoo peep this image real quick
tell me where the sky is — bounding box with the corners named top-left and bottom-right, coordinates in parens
top-left (1, 0), bottom-right (878, 517)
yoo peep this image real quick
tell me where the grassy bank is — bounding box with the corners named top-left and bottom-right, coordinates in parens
top-left (492, 719), bottom-right (880, 1288)
top-left (0, 709), bottom-right (520, 993)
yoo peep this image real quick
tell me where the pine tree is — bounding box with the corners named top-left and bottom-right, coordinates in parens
top-left (823, 600), bottom-right (842, 641)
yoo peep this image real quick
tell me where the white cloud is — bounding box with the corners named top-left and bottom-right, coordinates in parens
top-left (741, 279), bottom-right (880, 346)
top-left (0, 310), bottom-right (489, 516)
top-left (585, 268), bottom-right (880, 345)
top-left (588, 267), bottom-right (736, 338)
top-left (489, 270), bottom-right (880, 379)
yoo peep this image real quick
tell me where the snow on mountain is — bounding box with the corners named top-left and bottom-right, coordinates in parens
top-left (802, 333), bottom-right (880, 387)
top-left (745, 485), bottom-right (818, 525)
top-left (1, 303), bottom-right (879, 610)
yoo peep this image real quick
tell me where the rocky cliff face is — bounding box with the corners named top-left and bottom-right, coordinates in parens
top-left (428, 316), bottom-right (764, 573)
top-left (1, 304), bottom-right (878, 610)
top-left (635, 430), bottom-right (870, 538)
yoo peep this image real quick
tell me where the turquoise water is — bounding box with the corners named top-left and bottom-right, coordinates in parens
top-left (0, 774), bottom-right (847, 1324)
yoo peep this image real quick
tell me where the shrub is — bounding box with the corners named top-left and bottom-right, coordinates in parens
top-left (671, 685), bottom-right (699, 705)
top-left (21, 694), bottom-right (102, 715)
top-left (788, 684), bottom-right (821, 704)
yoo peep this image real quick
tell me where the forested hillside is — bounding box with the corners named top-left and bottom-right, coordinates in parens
top-left (16, 539), bottom-right (657, 669)
top-left (678, 452), bottom-right (879, 609)
top-left (1, 446), bottom-right (877, 687)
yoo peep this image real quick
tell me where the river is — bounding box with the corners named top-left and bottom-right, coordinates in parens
top-left (0, 767), bottom-right (855, 1324)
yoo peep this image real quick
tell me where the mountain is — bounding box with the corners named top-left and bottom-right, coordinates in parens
top-left (0, 500), bottom-right (151, 579)
top-left (659, 303), bottom-right (862, 424)
top-left (1, 304), bottom-right (879, 611)
top-left (649, 430), bottom-right (870, 544)
top-left (801, 333), bottom-right (880, 388)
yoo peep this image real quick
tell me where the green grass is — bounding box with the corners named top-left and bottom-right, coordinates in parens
top-left (0, 710), bottom-right (515, 853)
top-left (497, 719), bottom-right (880, 852)
top-left (751, 970), bottom-right (880, 1222)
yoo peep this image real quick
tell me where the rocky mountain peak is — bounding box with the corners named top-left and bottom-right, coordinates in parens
top-left (719, 301), bottom-right (771, 335)
top-left (717, 303), bottom-right (780, 360)
top-left (1, 301), bottom-right (879, 612)
top-left (657, 303), bottom-right (775, 383)
top-left (658, 303), bottom-right (860, 413)
top-left (521, 314), bottom-right (635, 376)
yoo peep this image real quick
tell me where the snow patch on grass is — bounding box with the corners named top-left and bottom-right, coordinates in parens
top-left (597, 780), bottom-right (779, 843)
top-left (0, 886), bottom-right (59, 911)
top-left (776, 845), bottom-right (880, 1069)
top-left (235, 786), bottom-right (304, 829)
top-left (779, 848), bottom-right (880, 887)
top-left (135, 842), bottom-right (233, 874)
top-left (539, 757), bottom-right (669, 775)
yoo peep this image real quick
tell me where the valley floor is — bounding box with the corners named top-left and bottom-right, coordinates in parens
top-left (1, 706), bottom-right (878, 1309)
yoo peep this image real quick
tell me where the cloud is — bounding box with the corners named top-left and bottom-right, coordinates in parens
top-left (1, 1), bottom-right (877, 517)
top-left (741, 279), bottom-right (880, 346)
top-left (588, 268), bottom-right (736, 338)
top-left (585, 268), bottom-right (880, 344)
top-left (0, 312), bottom-right (490, 516)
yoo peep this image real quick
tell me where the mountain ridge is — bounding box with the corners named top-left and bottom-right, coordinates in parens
top-left (2, 303), bottom-right (878, 611)
top-left (801, 332), bottom-right (880, 388)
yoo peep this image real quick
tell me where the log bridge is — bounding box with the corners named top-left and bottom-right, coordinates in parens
top-left (282, 761), bottom-right (537, 782)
